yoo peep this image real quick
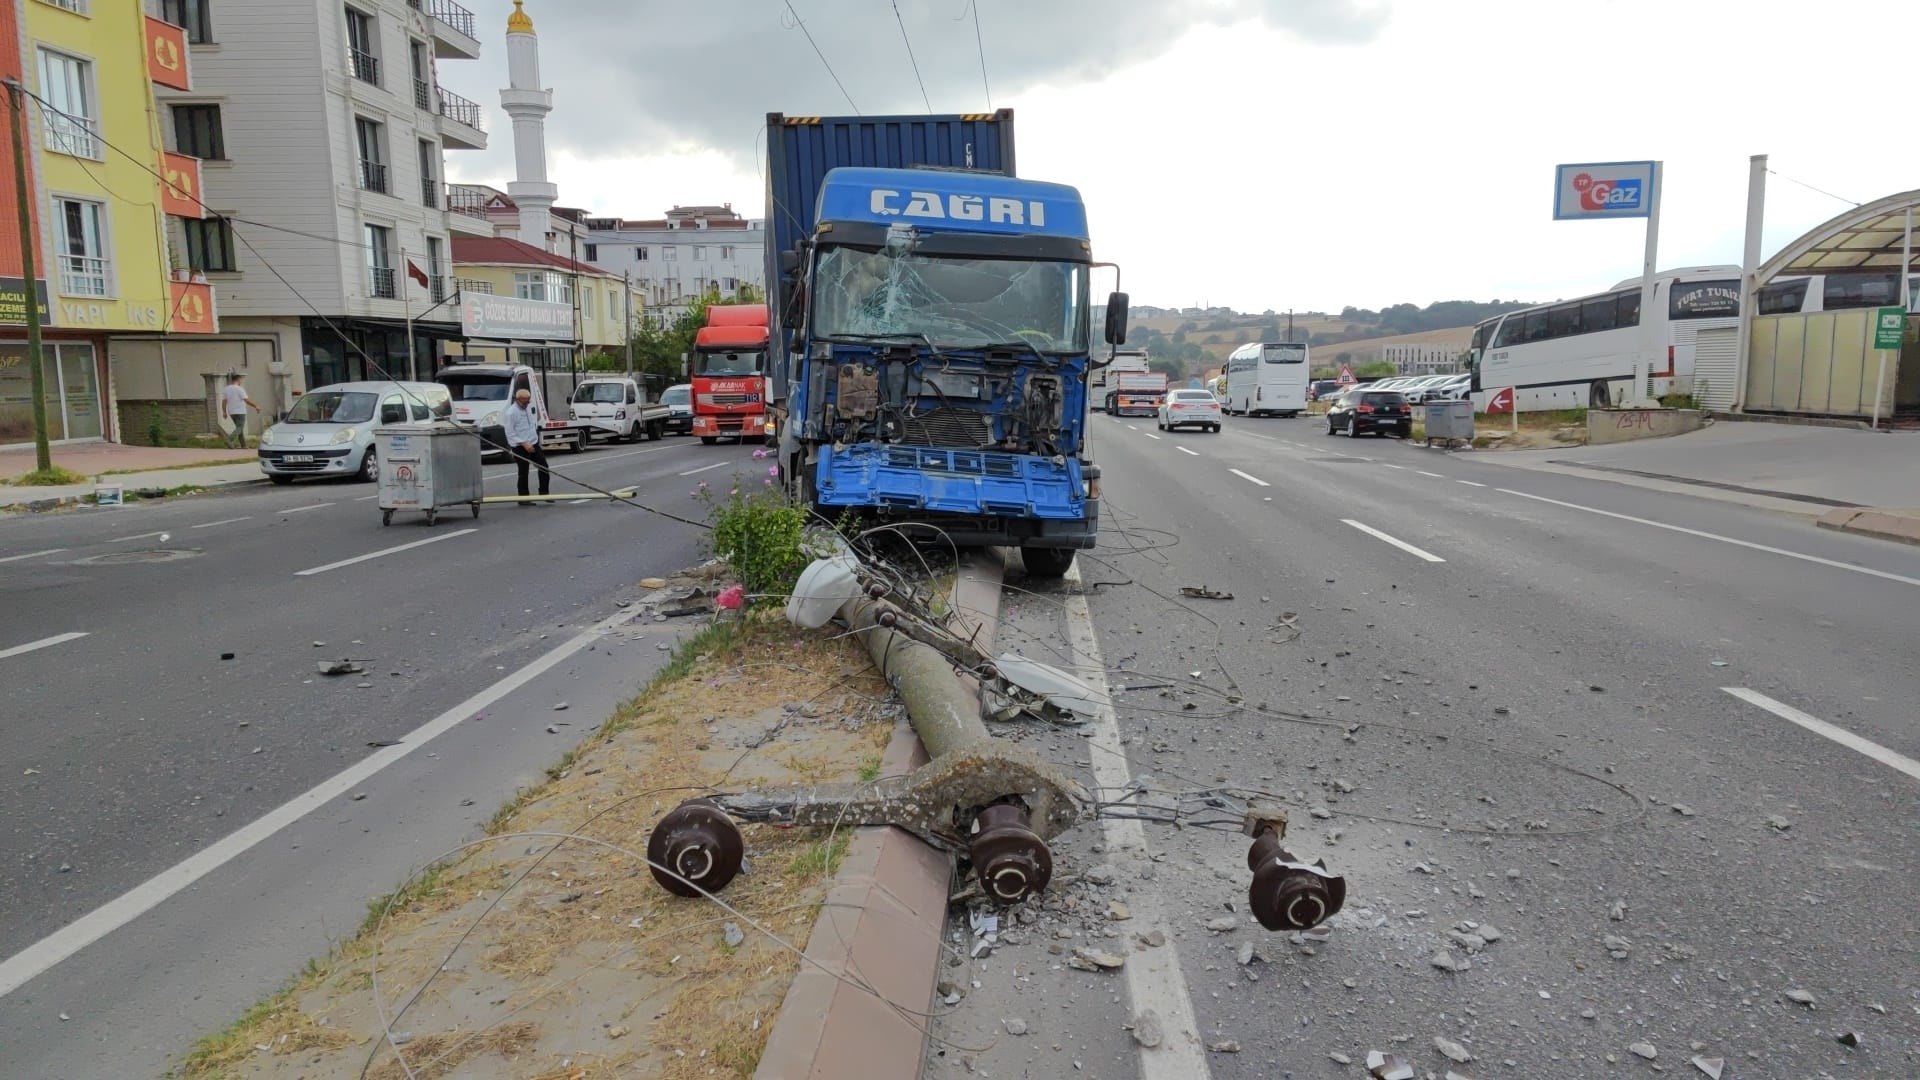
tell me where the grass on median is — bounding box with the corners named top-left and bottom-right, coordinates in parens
top-left (179, 609), bottom-right (894, 1080)
top-left (7, 465), bottom-right (88, 486)
top-left (100, 457), bottom-right (254, 476)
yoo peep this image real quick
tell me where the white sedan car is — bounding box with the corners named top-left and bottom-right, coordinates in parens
top-left (1157, 388), bottom-right (1223, 432)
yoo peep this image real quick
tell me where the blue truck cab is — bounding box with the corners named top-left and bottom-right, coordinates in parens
top-left (773, 156), bottom-right (1127, 577)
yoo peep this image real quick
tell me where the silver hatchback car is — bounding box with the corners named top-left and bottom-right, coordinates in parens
top-left (257, 381), bottom-right (451, 484)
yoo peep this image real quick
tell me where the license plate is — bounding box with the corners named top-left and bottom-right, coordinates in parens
top-left (283, 454), bottom-right (313, 464)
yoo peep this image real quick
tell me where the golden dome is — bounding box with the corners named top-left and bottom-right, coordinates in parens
top-left (507, 0), bottom-right (534, 34)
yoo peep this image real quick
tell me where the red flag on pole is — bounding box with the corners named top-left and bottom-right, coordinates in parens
top-left (406, 260), bottom-right (430, 289)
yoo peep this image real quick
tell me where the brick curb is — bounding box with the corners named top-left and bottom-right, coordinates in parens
top-left (1815, 507), bottom-right (1920, 548)
top-left (754, 554), bottom-right (1003, 1080)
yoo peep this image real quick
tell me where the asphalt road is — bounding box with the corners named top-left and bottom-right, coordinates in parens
top-left (0, 434), bottom-right (766, 1077)
top-left (928, 412), bottom-right (1920, 1079)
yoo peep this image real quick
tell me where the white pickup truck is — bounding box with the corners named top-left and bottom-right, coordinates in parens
top-left (436, 362), bottom-right (594, 456)
top-left (568, 376), bottom-right (673, 442)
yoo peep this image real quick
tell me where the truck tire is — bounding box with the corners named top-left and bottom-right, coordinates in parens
top-left (651, 420), bottom-right (667, 440)
top-left (1020, 547), bottom-right (1076, 578)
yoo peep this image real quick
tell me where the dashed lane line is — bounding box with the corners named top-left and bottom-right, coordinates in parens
top-left (0, 548), bottom-right (64, 564)
top-left (1143, 432), bottom-right (1161, 440)
top-left (1175, 445), bottom-right (1200, 456)
top-left (190, 517), bottom-right (251, 529)
top-left (1380, 463), bottom-right (1407, 470)
top-left (1341, 518), bottom-right (1445, 562)
top-left (1417, 471), bottom-right (1445, 479)
top-left (280, 503), bottom-right (334, 514)
top-left (293, 529), bottom-right (476, 577)
top-left (677, 461), bottom-right (732, 477)
top-left (0, 632), bottom-right (88, 661)
top-left (1497, 488), bottom-right (1920, 589)
top-left (1457, 480), bottom-right (1487, 488)
top-left (1229, 468), bottom-right (1270, 487)
top-left (107, 531), bottom-right (167, 544)
top-left (1723, 688), bottom-right (1920, 784)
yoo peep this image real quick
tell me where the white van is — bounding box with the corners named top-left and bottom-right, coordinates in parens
top-left (568, 376), bottom-right (672, 442)
top-left (258, 381), bottom-right (450, 484)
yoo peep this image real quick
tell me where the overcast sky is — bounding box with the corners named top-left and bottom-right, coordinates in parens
top-left (440, 0), bottom-right (1918, 313)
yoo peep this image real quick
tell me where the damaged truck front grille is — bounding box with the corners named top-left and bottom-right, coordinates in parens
top-left (897, 407), bottom-right (991, 448)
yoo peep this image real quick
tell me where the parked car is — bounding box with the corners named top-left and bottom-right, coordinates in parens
top-left (1307, 379), bottom-right (1343, 402)
top-left (1398, 374), bottom-right (1460, 404)
top-left (1157, 388), bottom-right (1223, 432)
top-left (258, 381), bottom-right (450, 484)
top-left (1325, 387), bottom-right (1413, 438)
top-left (1422, 374), bottom-right (1472, 401)
top-left (661, 383), bottom-right (693, 435)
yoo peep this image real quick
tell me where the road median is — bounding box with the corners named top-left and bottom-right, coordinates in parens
top-left (1816, 506), bottom-right (1920, 547)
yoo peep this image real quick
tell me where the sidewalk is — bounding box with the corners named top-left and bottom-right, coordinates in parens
top-left (0, 443), bottom-right (264, 511)
top-left (1479, 421), bottom-right (1920, 545)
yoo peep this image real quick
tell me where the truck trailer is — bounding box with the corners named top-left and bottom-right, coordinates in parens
top-left (763, 111), bottom-right (1127, 576)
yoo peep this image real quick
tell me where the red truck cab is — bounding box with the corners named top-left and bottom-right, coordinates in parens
top-left (692, 304), bottom-right (773, 445)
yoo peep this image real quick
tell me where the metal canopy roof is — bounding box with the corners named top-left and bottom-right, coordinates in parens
top-left (1758, 189), bottom-right (1920, 282)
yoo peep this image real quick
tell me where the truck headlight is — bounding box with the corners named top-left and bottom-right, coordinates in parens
top-left (481, 411), bottom-right (501, 427)
top-left (260, 426), bottom-right (275, 443)
top-left (330, 428), bottom-right (356, 445)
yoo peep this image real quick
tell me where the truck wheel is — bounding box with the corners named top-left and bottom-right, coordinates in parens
top-left (651, 420), bottom-right (667, 440)
top-left (700, 436), bottom-right (718, 445)
top-left (1020, 547), bottom-right (1076, 578)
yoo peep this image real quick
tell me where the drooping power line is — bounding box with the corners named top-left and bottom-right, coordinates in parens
top-left (962, 0), bottom-right (991, 109)
top-left (892, 0), bottom-right (933, 113)
top-left (782, 2), bottom-right (859, 115)
top-left (1767, 168), bottom-right (1861, 209)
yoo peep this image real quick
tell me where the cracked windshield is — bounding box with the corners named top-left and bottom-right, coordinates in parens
top-left (814, 246), bottom-right (1088, 351)
top-left (3, 2), bottom-right (1915, 1079)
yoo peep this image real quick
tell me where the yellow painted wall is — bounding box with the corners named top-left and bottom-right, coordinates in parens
top-left (451, 262), bottom-right (642, 353)
top-left (25, 2), bottom-right (174, 334)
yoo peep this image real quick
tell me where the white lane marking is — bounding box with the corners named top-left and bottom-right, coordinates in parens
top-left (293, 529), bottom-right (475, 577)
top-left (1243, 432), bottom-right (1277, 442)
top-left (1143, 432), bottom-right (1162, 441)
top-left (1062, 564), bottom-right (1211, 1079)
top-left (677, 461), bottom-right (732, 477)
top-left (1175, 445), bottom-right (1200, 456)
top-left (281, 502), bottom-right (334, 514)
top-left (0, 604), bottom-right (651, 1001)
top-left (1723, 688), bottom-right (1920, 784)
top-left (1417, 471), bottom-right (1446, 479)
top-left (1229, 468), bottom-right (1270, 487)
top-left (107, 531), bottom-right (167, 544)
top-left (0, 631), bottom-right (88, 661)
top-left (1342, 518), bottom-right (1446, 562)
top-left (578, 444), bottom-right (674, 464)
top-left (1497, 488), bottom-right (1920, 589)
top-left (355, 494), bottom-right (380, 501)
top-left (1380, 463), bottom-right (1407, 471)
top-left (190, 516), bottom-right (251, 529)
top-left (0, 548), bottom-right (64, 564)
top-left (1457, 480), bottom-right (1487, 488)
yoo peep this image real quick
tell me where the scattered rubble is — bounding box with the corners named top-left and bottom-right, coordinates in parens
top-left (1690, 1056), bottom-right (1725, 1078)
top-left (317, 660), bottom-right (364, 676)
top-left (1837, 1031), bottom-right (1862, 1048)
top-left (1670, 803), bottom-right (1696, 817)
top-left (1629, 1041), bottom-right (1658, 1060)
top-left (1766, 814), bottom-right (1792, 830)
top-left (1208, 1039), bottom-right (1241, 1053)
top-left (1002, 1017), bottom-right (1028, 1037)
top-left (1430, 950), bottom-right (1470, 973)
top-left (1783, 988), bottom-right (1816, 1007)
top-left (1205, 916), bottom-right (1239, 933)
top-left (1178, 586), bottom-right (1232, 600)
top-left (1129, 1009), bottom-right (1163, 1048)
top-left (1435, 1036), bottom-right (1472, 1063)
top-left (1367, 1050), bottom-right (1415, 1079)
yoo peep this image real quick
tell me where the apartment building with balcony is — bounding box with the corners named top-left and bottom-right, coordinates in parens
top-left (127, 0), bottom-right (486, 412)
top-left (0, 0), bottom-right (220, 447)
top-left (580, 204), bottom-right (766, 320)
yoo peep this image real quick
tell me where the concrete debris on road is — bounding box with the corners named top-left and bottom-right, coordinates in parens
top-left (1603, 934), bottom-right (1632, 958)
top-left (1430, 950), bottom-right (1470, 973)
top-left (1836, 1031), bottom-right (1862, 1048)
top-left (317, 660), bottom-right (365, 676)
top-left (1002, 1017), bottom-right (1028, 1037)
top-left (1071, 946), bottom-right (1125, 970)
top-left (1178, 586), bottom-right (1233, 600)
top-left (1691, 1056), bottom-right (1725, 1078)
top-left (723, 922), bottom-right (744, 948)
top-left (1236, 942), bottom-right (1255, 965)
top-left (1629, 1040), bottom-right (1658, 1060)
top-left (1671, 803), bottom-right (1697, 817)
top-left (638, 576), bottom-right (667, 589)
top-left (1128, 1009), bottom-right (1163, 1048)
top-left (1766, 814), bottom-right (1792, 830)
top-left (1435, 1035), bottom-right (1472, 1062)
top-left (1366, 1049), bottom-right (1415, 1079)
top-left (1783, 988), bottom-right (1815, 1007)
top-left (1106, 900), bottom-right (1131, 921)
top-left (1207, 1040), bottom-right (1240, 1053)
top-left (1205, 916), bottom-right (1239, 932)
top-left (1609, 899), bottom-right (1628, 921)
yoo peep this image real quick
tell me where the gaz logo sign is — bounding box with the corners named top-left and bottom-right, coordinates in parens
top-left (1553, 161), bottom-right (1657, 220)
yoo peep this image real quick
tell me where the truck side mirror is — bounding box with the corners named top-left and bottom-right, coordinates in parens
top-left (779, 250), bottom-right (800, 275)
top-left (1104, 292), bottom-right (1130, 345)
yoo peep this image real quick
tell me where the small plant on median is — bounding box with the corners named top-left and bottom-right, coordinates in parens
top-left (1659, 392), bottom-right (1698, 409)
top-left (9, 466), bottom-right (87, 486)
top-left (697, 457), bottom-right (810, 605)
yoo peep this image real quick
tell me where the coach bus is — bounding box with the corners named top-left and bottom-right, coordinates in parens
top-left (1465, 266), bottom-right (1743, 412)
top-left (1222, 341), bottom-right (1309, 417)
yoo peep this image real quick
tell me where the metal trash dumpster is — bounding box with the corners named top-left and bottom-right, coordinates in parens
top-left (1423, 399), bottom-right (1474, 448)
top-left (375, 421), bottom-right (483, 526)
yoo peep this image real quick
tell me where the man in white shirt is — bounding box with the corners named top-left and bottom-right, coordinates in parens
top-left (220, 373), bottom-right (260, 448)
top-left (501, 387), bottom-right (550, 504)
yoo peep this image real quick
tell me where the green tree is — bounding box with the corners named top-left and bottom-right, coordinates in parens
top-left (1356, 360), bottom-right (1397, 379)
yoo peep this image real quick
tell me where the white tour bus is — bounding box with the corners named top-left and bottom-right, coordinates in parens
top-left (1466, 266), bottom-right (1742, 412)
top-left (1753, 271), bottom-right (1920, 316)
top-left (1223, 341), bottom-right (1310, 417)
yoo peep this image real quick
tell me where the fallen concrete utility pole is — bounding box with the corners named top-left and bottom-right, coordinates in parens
top-left (644, 543), bottom-right (1347, 925)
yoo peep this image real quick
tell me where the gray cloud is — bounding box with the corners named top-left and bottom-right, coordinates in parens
top-left (442, 0), bottom-right (1388, 184)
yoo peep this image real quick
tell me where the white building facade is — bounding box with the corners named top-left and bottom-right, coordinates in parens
top-left (581, 206), bottom-right (765, 319)
top-left (141, 0), bottom-right (488, 396)
top-left (1381, 342), bottom-right (1467, 376)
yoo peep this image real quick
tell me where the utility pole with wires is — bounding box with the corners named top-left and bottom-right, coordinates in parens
top-left (623, 269), bottom-right (633, 374)
top-left (5, 79), bottom-right (52, 474)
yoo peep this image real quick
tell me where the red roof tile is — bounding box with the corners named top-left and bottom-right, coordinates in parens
top-left (450, 235), bottom-right (610, 276)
